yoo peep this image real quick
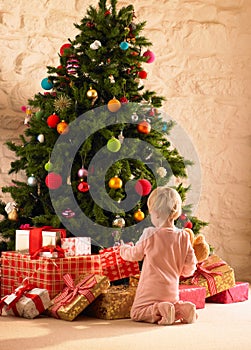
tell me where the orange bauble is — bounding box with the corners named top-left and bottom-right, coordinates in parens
top-left (133, 209), bottom-right (145, 222)
top-left (108, 176), bottom-right (123, 189)
top-left (107, 97), bottom-right (121, 112)
top-left (57, 120), bottom-right (69, 134)
top-left (137, 120), bottom-right (151, 134)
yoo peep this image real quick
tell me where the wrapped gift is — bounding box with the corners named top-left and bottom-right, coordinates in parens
top-left (1, 251), bottom-right (102, 299)
top-left (47, 274), bottom-right (110, 321)
top-left (179, 285), bottom-right (206, 309)
top-left (15, 226), bottom-right (66, 255)
top-left (180, 254), bottom-right (235, 298)
top-left (61, 237), bottom-right (91, 256)
top-left (206, 282), bottom-right (249, 304)
top-left (0, 280), bottom-right (51, 319)
top-left (84, 285), bottom-right (137, 319)
top-left (99, 246), bottom-right (140, 282)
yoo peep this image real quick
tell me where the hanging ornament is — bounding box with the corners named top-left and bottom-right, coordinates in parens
top-left (120, 96), bottom-right (128, 104)
top-left (47, 114), bottom-right (60, 128)
top-left (60, 43), bottom-right (72, 56)
top-left (107, 136), bottom-right (121, 152)
top-left (27, 174), bottom-right (37, 187)
top-left (44, 161), bottom-right (53, 171)
top-left (45, 172), bottom-right (62, 190)
top-left (57, 120), bottom-right (69, 134)
top-left (37, 134), bottom-right (45, 143)
top-left (185, 221), bottom-right (193, 229)
top-left (137, 120), bottom-right (151, 134)
top-left (86, 21), bottom-right (95, 28)
top-left (131, 112), bottom-right (139, 122)
top-left (112, 215), bottom-right (125, 228)
top-left (143, 50), bottom-right (155, 63)
top-left (35, 110), bottom-right (44, 120)
top-left (66, 57), bottom-right (79, 75)
top-left (108, 176), bottom-right (123, 189)
top-left (120, 41), bottom-right (129, 50)
top-left (54, 95), bottom-right (72, 112)
top-left (5, 202), bottom-right (18, 215)
top-left (90, 40), bottom-right (102, 50)
top-left (157, 166), bottom-right (167, 178)
top-left (86, 87), bottom-right (98, 100)
top-left (107, 97), bottom-right (121, 112)
top-left (77, 180), bottom-right (90, 192)
top-left (118, 130), bottom-right (125, 144)
top-left (134, 209), bottom-right (145, 222)
top-left (24, 106), bottom-right (32, 126)
top-left (109, 75), bottom-right (115, 83)
top-left (138, 70), bottom-right (148, 79)
top-left (8, 207), bottom-right (19, 221)
top-left (135, 179), bottom-right (152, 196)
top-left (149, 108), bottom-right (155, 117)
top-left (41, 78), bottom-right (53, 90)
top-left (62, 208), bottom-right (75, 218)
top-left (78, 167), bottom-right (88, 178)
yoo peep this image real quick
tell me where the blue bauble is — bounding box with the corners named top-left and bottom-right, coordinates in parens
top-left (41, 78), bottom-right (53, 90)
top-left (119, 41), bottom-right (129, 50)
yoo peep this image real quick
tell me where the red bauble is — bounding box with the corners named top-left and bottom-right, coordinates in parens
top-left (45, 172), bottom-right (62, 190)
top-left (47, 114), bottom-right (60, 128)
top-left (137, 120), bottom-right (151, 134)
top-left (60, 43), bottom-right (71, 56)
top-left (135, 179), bottom-right (152, 196)
top-left (78, 181), bottom-right (90, 192)
top-left (143, 50), bottom-right (155, 63)
top-left (138, 70), bottom-right (147, 79)
top-left (185, 221), bottom-right (193, 229)
top-left (120, 96), bottom-right (129, 104)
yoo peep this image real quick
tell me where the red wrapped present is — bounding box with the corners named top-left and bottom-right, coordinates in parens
top-left (0, 279), bottom-right (51, 318)
top-left (0, 251), bottom-right (102, 299)
top-left (99, 246), bottom-right (140, 282)
top-left (206, 282), bottom-right (249, 304)
top-left (179, 285), bottom-right (206, 309)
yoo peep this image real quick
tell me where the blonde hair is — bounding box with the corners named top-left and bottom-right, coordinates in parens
top-left (147, 186), bottom-right (182, 222)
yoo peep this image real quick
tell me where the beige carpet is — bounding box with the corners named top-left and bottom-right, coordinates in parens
top-left (1, 288), bottom-right (250, 350)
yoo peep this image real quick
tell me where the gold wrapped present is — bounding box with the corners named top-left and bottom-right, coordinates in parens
top-left (47, 274), bottom-right (109, 321)
top-left (84, 285), bottom-right (137, 320)
top-left (129, 274), bottom-right (140, 287)
top-left (180, 254), bottom-right (235, 298)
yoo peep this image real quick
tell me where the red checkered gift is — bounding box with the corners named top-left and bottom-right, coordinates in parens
top-left (1, 251), bottom-right (102, 299)
top-left (99, 245), bottom-right (140, 282)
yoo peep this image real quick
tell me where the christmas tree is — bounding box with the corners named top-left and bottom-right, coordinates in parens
top-left (0, 0), bottom-right (207, 251)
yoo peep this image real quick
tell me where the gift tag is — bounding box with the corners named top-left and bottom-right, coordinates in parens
top-left (4, 293), bottom-right (17, 305)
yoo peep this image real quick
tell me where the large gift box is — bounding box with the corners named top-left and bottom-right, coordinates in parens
top-left (206, 282), bottom-right (249, 304)
top-left (61, 237), bottom-right (91, 256)
top-left (1, 251), bottom-right (102, 299)
top-left (99, 246), bottom-right (140, 282)
top-left (180, 254), bottom-right (235, 298)
top-left (84, 285), bottom-right (137, 319)
top-left (46, 274), bottom-right (110, 321)
top-left (15, 226), bottom-right (66, 255)
top-left (0, 280), bottom-right (51, 319)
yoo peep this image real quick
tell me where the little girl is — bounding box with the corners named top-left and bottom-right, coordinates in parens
top-left (120, 186), bottom-right (198, 325)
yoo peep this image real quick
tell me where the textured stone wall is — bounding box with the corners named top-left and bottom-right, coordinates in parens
top-left (0, 0), bottom-right (250, 282)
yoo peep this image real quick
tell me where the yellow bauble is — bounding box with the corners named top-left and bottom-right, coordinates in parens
top-left (87, 87), bottom-right (98, 99)
top-left (133, 209), bottom-right (145, 222)
top-left (108, 176), bottom-right (123, 189)
top-left (8, 208), bottom-right (19, 221)
top-left (57, 120), bottom-right (69, 134)
top-left (107, 97), bottom-right (121, 112)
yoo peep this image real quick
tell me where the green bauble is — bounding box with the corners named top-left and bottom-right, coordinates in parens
top-left (107, 137), bottom-right (121, 152)
top-left (44, 161), bottom-right (53, 171)
top-left (36, 110), bottom-right (44, 120)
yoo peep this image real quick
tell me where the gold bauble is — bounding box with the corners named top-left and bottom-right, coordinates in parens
top-left (108, 176), bottom-right (123, 189)
top-left (133, 209), bottom-right (145, 222)
top-left (57, 120), bottom-right (69, 134)
top-left (87, 87), bottom-right (98, 99)
top-left (8, 208), bottom-right (19, 221)
top-left (107, 97), bottom-right (121, 112)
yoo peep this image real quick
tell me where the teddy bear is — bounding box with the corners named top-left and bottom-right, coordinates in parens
top-left (184, 228), bottom-right (210, 263)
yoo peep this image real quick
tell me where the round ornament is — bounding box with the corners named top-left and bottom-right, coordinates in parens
top-left (78, 167), bottom-right (88, 178)
top-left (131, 112), bottom-right (139, 122)
top-left (156, 166), bottom-right (167, 178)
top-left (87, 87), bottom-right (98, 100)
top-left (185, 221), bottom-right (193, 229)
top-left (35, 110), bottom-right (44, 120)
top-left (119, 41), bottom-right (129, 50)
top-left (44, 161), bottom-right (53, 171)
top-left (8, 208), bottom-right (19, 221)
top-left (135, 179), bottom-right (152, 196)
top-left (120, 96), bottom-right (128, 104)
top-left (47, 114), bottom-right (60, 128)
top-left (66, 58), bottom-right (79, 75)
top-left (134, 209), bottom-right (145, 222)
top-left (107, 97), bottom-right (121, 112)
top-left (108, 176), bottom-right (123, 189)
top-left (41, 78), bottom-right (53, 90)
top-left (137, 120), bottom-right (151, 134)
top-left (113, 215), bottom-right (125, 228)
top-left (60, 43), bottom-right (71, 56)
top-left (143, 50), bottom-right (155, 63)
top-left (57, 120), bottom-right (69, 134)
top-left (37, 134), bottom-right (44, 143)
top-left (45, 172), bottom-right (62, 190)
top-left (27, 175), bottom-right (37, 187)
top-left (107, 137), bottom-right (121, 152)
top-left (138, 70), bottom-right (147, 79)
top-left (62, 208), bottom-right (75, 218)
top-left (77, 180), bottom-right (90, 192)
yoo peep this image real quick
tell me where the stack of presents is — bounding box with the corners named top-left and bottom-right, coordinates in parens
top-left (0, 226), bottom-right (249, 321)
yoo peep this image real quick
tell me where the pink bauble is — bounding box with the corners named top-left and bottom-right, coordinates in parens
top-left (143, 50), bottom-right (155, 63)
top-left (78, 167), bottom-right (88, 178)
top-left (45, 172), bottom-right (62, 190)
top-left (135, 179), bottom-right (152, 196)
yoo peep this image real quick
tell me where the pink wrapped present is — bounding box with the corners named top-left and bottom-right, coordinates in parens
top-left (206, 282), bottom-right (249, 304)
top-left (179, 284), bottom-right (206, 309)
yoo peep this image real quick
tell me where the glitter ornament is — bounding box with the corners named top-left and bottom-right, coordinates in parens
top-left (41, 78), bottom-right (53, 90)
top-left (107, 97), bottom-right (121, 112)
top-left (57, 120), bottom-right (69, 134)
top-left (47, 114), bottom-right (60, 128)
top-left (135, 179), bottom-right (152, 196)
top-left (27, 175), bottom-right (37, 187)
top-left (143, 50), bottom-right (155, 63)
top-left (54, 95), bottom-right (72, 111)
top-left (108, 176), bottom-right (123, 189)
top-left (45, 172), bottom-right (62, 190)
top-left (137, 120), bottom-right (151, 134)
top-left (107, 137), bottom-right (121, 152)
top-left (78, 167), bottom-right (88, 178)
top-left (78, 180), bottom-right (90, 192)
top-left (134, 209), bottom-right (145, 222)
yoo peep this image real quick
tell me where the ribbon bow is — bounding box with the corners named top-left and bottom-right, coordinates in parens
top-left (191, 260), bottom-right (226, 295)
top-left (51, 274), bottom-right (97, 318)
top-left (31, 245), bottom-right (65, 259)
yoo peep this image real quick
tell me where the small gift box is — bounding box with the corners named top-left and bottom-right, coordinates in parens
top-left (206, 282), bottom-right (249, 304)
top-left (0, 280), bottom-right (51, 319)
top-left (179, 254), bottom-right (235, 298)
top-left (61, 237), bottom-right (91, 256)
top-left (47, 274), bottom-right (110, 321)
top-left (84, 285), bottom-right (137, 320)
top-left (99, 246), bottom-right (140, 282)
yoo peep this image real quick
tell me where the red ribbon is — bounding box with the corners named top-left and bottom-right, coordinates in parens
top-left (51, 274), bottom-right (97, 319)
top-left (31, 245), bottom-right (65, 259)
top-left (28, 226), bottom-right (66, 255)
top-left (191, 260), bottom-right (226, 295)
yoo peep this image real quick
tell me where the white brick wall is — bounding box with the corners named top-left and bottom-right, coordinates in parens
top-left (0, 0), bottom-right (250, 282)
